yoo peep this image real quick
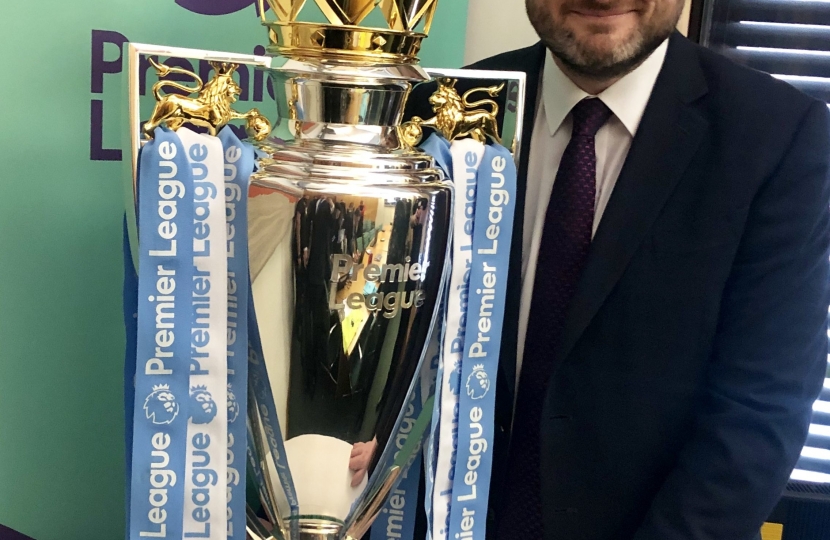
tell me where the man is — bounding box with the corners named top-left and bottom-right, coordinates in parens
top-left (460, 0), bottom-right (830, 539)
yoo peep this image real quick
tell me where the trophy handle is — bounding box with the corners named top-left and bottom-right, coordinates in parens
top-left (403, 68), bottom-right (528, 162)
top-left (142, 58), bottom-right (272, 141)
top-left (123, 43), bottom-right (274, 269)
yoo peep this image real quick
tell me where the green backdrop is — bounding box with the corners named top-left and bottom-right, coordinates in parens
top-left (0, 2), bottom-right (468, 539)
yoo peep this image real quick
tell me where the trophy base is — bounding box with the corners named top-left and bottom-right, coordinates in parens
top-left (247, 509), bottom-right (345, 540)
top-left (291, 517), bottom-right (343, 540)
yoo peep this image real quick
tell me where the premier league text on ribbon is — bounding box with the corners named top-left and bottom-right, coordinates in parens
top-left (220, 126), bottom-right (255, 540)
top-left (190, 143), bottom-right (218, 369)
top-left (179, 129), bottom-right (229, 540)
top-left (190, 143), bottom-right (221, 538)
top-left (448, 149), bottom-right (480, 366)
top-left (465, 154), bottom-right (510, 361)
top-left (448, 146), bottom-right (515, 540)
top-left (131, 130), bottom-right (195, 540)
top-left (433, 140), bottom-right (485, 540)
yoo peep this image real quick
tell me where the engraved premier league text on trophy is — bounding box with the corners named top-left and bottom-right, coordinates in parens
top-left (122, 2), bottom-right (526, 540)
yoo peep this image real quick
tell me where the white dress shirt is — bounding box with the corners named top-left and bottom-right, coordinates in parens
top-left (516, 40), bottom-right (669, 380)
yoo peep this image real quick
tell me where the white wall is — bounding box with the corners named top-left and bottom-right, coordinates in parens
top-left (464, 0), bottom-right (537, 65)
top-left (464, 0), bottom-right (692, 66)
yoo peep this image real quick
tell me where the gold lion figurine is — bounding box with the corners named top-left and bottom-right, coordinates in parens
top-left (401, 78), bottom-right (505, 148)
top-left (143, 58), bottom-right (271, 141)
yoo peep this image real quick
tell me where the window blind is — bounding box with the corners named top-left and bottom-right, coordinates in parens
top-left (701, 0), bottom-right (830, 104)
top-left (791, 368), bottom-right (830, 484)
top-left (699, 0), bottom-right (830, 487)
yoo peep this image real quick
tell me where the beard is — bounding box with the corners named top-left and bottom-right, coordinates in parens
top-left (526, 0), bottom-right (682, 80)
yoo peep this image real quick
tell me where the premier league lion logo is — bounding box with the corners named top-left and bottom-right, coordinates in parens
top-left (227, 383), bottom-right (240, 424)
top-left (175, 0), bottom-right (256, 16)
top-left (190, 385), bottom-right (218, 425)
top-left (465, 364), bottom-right (491, 400)
top-left (144, 385), bottom-right (180, 425)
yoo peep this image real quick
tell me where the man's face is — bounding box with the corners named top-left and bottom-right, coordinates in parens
top-left (526, 0), bottom-right (684, 80)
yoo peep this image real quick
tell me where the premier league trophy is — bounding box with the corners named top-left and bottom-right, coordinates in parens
top-left (243, 2), bottom-right (452, 539)
top-left (124, 2), bottom-right (526, 540)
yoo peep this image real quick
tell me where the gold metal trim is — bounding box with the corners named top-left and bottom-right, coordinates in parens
top-left (378, 0), bottom-right (438, 33)
top-left (265, 22), bottom-right (425, 64)
top-left (258, 0), bottom-right (438, 63)
top-left (261, 0), bottom-right (438, 30)
top-left (314, 0), bottom-right (376, 26)
top-left (262, 0), bottom-right (306, 23)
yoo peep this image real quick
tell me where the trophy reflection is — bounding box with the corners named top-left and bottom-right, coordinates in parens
top-left (246, 1), bottom-right (450, 539)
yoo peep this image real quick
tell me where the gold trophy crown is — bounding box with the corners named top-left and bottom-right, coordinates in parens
top-left (259, 0), bottom-right (438, 63)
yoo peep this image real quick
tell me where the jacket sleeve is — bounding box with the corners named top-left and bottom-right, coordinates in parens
top-left (633, 101), bottom-right (830, 539)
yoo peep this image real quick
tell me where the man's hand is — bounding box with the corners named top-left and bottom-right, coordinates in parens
top-left (349, 438), bottom-right (378, 487)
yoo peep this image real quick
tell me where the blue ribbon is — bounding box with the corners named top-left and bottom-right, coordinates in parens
top-left (446, 144), bottom-right (516, 540)
top-left (124, 217), bottom-right (138, 538)
top-left (246, 417), bottom-right (278, 524)
top-left (218, 127), bottom-right (255, 540)
top-left (370, 383), bottom-right (424, 540)
top-left (247, 291), bottom-right (300, 519)
top-left (421, 134), bottom-right (453, 177)
top-left (129, 127), bottom-right (195, 540)
top-left (421, 307), bottom-right (446, 540)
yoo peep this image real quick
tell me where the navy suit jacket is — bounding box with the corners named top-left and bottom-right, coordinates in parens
top-left (435, 32), bottom-right (830, 540)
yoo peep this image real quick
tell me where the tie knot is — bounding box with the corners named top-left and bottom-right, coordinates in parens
top-left (571, 98), bottom-right (612, 138)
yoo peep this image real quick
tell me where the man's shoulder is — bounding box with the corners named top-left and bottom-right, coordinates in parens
top-left (678, 36), bottom-right (820, 121)
top-left (464, 42), bottom-right (546, 72)
top-left (677, 37), bottom-right (829, 193)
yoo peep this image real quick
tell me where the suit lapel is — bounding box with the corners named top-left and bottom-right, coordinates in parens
top-left (557, 33), bottom-right (710, 363)
top-left (499, 42), bottom-right (546, 403)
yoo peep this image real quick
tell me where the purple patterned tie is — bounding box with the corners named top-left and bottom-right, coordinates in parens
top-left (497, 98), bottom-right (612, 539)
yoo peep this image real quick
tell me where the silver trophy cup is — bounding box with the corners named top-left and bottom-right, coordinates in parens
top-left (245, 2), bottom-right (451, 539)
top-left (124, 2), bottom-right (526, 539)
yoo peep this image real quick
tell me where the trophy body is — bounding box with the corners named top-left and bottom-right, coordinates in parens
top-left (248, 117), bottom-right (451, 540)
top-left (245, 4), bottom-right (451, 539)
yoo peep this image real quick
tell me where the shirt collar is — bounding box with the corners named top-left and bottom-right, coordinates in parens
top-left (542, 38), bottom-right (669, 137)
